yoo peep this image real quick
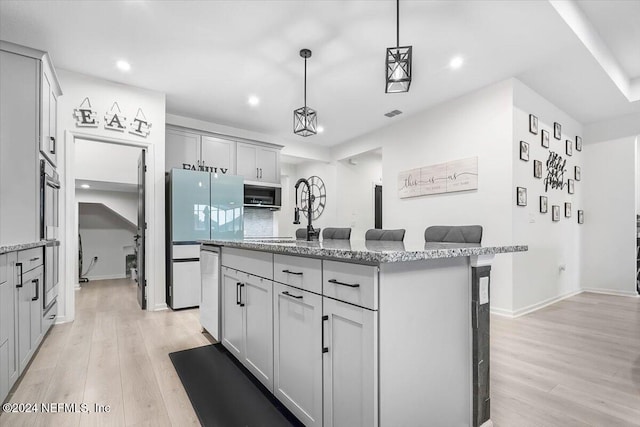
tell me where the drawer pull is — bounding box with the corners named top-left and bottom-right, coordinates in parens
top-left (282, 269), bottom-right (303, 276)
top-left (32, 278), bottom-right (39, 301)
top-left (236, 282), bottom-right (241, 306)
top-left (30, 257), bottom-right (40, 262)
top-left (282, 291), bottom-right (303, 300)
top-left (328, 278), bottom-right (360, 288)
top-left (239, 283), bottom-right (245, 307)
top-left (49, 315), bottom-right (56, 320)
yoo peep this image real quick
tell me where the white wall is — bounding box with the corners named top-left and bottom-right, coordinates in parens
top-left (581, 136), bottom-right (637, 295)
top-left (75, 189), bottom-right (137, 226)
top-left (75, 138), bottom-right (141, 185)
top-left (290, 160), bottom-right (339, 234)
top-left (79, 203), bottom-right (135, 280)
top-left (335, 80), bottom-right (516, 312)
top-left (57, 69), bottom-right (166, 322)
top-left (511, 79), bottom-right (584, 314)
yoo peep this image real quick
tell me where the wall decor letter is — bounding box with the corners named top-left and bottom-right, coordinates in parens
top-left (104, 102), bottom-right (127, 132)
top-left (129, 108), bottom-right (152, 137)
top-left (73, 97), bottom-right (99, 127)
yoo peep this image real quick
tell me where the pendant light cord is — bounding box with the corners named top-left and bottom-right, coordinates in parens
top-left (304, 58), bottom-right (307, 109)
top-left (396, 0), bottom-right (400, 48)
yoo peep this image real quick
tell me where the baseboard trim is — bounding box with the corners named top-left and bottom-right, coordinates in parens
top-left (582, 288), bottom-right (640, 298)
top-left (84, 274), bottom-right (128, 281)
top-left (153, 303), bottom-right (168, 311)
top-left (490, 289), bottom-right (583, 318)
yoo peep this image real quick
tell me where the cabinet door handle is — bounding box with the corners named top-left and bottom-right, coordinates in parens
top-left (236, 282), bottom-right (241, 305)
top-left (16, 263), bottom-right (23, 288)
top-left (328, 279), bottom-right (360, 288)
top-left (282, 269), bottom-right (303, 276)
top-left (259, 168), bottom-right (263, 179)
top-left (322, 315), bottom-right (329, 353)
top-left (282, 291), bottom-right (303, 300)
top-left (32, 278), bottom-right (39, 301)
top-left (50, 136), bottom-right (56, 154)
top-left (256, 167), bottom-right (259, 179)
top-left (48, 314), bottom-right (56, 320)
top-left (30, 257), bottom-right (40, 262)
top-left (239, 283), bottom-right (245, 307)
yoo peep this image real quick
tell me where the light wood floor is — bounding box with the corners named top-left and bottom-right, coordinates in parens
top-left (1, 278), bottom-right (209, 427)
top-left (1, 281), bottom-right (639, 427)
top-left (491, 292), bottom-right (640, 427)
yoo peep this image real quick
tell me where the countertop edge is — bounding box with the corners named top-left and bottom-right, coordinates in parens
top-left (0, 240), bottom-right (50, 255)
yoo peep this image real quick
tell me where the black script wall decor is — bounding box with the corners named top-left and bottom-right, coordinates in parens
top-left (544, 151), bottom-right (567, 192)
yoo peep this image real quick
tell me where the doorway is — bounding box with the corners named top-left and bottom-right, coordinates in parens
top-left (374, 185), bottom-right (382, 229)
top-left (63, 132), bottom-right (155, 322)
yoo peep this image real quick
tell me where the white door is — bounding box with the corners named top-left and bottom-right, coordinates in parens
top-left (242, 274), bottom-right (273, 391)
top-left (323, 297), bottom-right (377, 427)
top-left (236, 143), bottom-right (258, 181)
top-left (221, 268), bottom-right (243, 359)
top-left (273, 282), bottom-right (322, 427)
top-left (166, 128), bottom-right (201, 171)
top-left (200, 135), bottom-right (235, 174)
top-left (200, 249), bottom-right (220, 340)
top-left (257, 147), bottom-right (279, 183)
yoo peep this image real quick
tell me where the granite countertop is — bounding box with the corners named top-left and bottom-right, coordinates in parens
top-left (0, 240), bottom-right (50, 255)
top-left (201, 239), bottom-right (527, 263)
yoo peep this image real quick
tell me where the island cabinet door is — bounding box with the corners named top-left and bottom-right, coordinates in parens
top-left (241, 274), bottom-right (274, 392)
top-left (323, 297), bottom-right (378, 427)
top-left (273, 282), bottom-right (322, 427)
top-left (221, 268), bottom-right (244, 359)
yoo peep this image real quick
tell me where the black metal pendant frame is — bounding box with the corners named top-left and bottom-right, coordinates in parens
top-left (385, 0), bottom-right (412, 93)
top-left (294, 48), bottom-right (317, 137)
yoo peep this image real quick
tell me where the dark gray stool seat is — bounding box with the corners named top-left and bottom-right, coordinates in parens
top-left (296, 228), bottom-right (320, 240)
top-left (424, 225), bottom-right (483, 244)
top-left (364, 228), bottom-right (405, 241)
top-left (322, 228), bottom-right (351, 240)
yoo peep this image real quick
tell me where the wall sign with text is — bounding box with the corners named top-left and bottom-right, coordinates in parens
top-left (74, 97), bottom-right (152, 137)
top-left (398, 156), bottom-right (478, 199)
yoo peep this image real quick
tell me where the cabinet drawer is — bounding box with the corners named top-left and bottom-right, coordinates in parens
top-left (43, 301), bottom-right (57, 333)
top-left (323, 261), bottom-right (378, 310)
top-left (222, 248), bottom-right (273, 280)
top-left (273, 254), bottom-right (321, 294)
top-left (172, 244), bottom-right (200, 259)
top-left (0, 254), bottom-right (6, 284)
top-left (18, 247), bottom-right (44, 273)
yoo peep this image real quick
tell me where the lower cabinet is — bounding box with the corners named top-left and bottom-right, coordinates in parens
top-left (323, 296), bottom-right (378, 427)
top-left (17, 265), bottom-right (43, 374)
top-left (221, 266), bottom-right (273, 391)
top-left (273, 282), bottom-right (323, 427)
top-left (0, 253), bottom-right (17, 403)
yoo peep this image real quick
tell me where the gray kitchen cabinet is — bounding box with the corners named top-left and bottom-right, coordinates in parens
top-left (40, 60), bottom-right (59, 167)
top-left (236, 142), bottom-right (281, 184)
top-left (323, 296), bottom-right (377, 427)
top-left (165, 127), bottom-right (236, 174)
top-left (0, 253), bottom-right (17, 404)
top-left (221, 267), bottom-right (244, 360)
top-left (16, 248), bottom-right (44, 375)
top-left (273, 282), bottom-right (323, 427)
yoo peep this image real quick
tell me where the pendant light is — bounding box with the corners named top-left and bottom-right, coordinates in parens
top-left (385, 0), bottom-right (412, 93)
top-left (293, 48), bottom-right (317, 137)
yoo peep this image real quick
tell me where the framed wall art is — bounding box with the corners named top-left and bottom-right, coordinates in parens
top-left (554, 122), bottom-right (561, 140)
top-left (529, 114), bottom-right (538, 134)
top-left (575, 166), bottom-right (581, 181)
top-left (566, 139), bottom-right (573, 156)
top-left (576, 136), bottom-right (582, 152)
top-left (540, 196), bottom-right (548, 213)
top-left (533, 160), bottom-right (543, 178)
top-left (541, 129), bottom-right (549, 148)
top-left (565, 202), bottom-right (572, 218)
top-left (568, 179), bottom-right (575, 194)
top-left (517, 187), bottom-right (527, 206)
top-left (578, 210), bottom-right (584, 224)
top-left (552, 205), bottom-right (560, 221)
top-left (520, 141), bottom-right (530, 161)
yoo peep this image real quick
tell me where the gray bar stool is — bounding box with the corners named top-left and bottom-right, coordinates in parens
top-left (296, 228), bottom-right (321, 240)
top-left (364, 228), bottom-right (406, 241)
top-left (424, 225), bottom-right (483, 244)
top-left (322, 227), bottom-right (351, 240)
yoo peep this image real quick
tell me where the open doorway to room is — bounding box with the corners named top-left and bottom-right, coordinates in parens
top-left (71, 136), bottom-right (148, 310)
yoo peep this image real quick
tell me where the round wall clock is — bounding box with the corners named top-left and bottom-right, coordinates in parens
top-left (300, 175), bottom-right (326, 220)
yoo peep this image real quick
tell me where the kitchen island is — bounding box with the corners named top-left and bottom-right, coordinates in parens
top-left (201, 239), bottom-right (527, 427)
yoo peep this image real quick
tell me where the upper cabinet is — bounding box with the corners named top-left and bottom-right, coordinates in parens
top-left (166, 125), bottom-right (281, 185)
top-left (236, 142), bottom-right (280, 185)
top-left (39, 60), bottom-right (59, 167)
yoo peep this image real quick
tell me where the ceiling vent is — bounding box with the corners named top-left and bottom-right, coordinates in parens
top-left (384, 109), bottom-right (403, 118)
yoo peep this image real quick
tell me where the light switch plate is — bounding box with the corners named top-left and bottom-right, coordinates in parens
top-left (479, 277), bottom-right (489, 305)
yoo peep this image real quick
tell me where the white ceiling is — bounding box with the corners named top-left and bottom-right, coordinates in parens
top-left (1, 0), bottom-right (638, 148)
top-left (75, 179), bottom-right (138, 193)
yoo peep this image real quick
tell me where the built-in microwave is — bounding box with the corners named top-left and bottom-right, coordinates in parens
top-left (244, 184), bottom-right (281, 209)
top-left (40, 159), bottom-right (60, 240)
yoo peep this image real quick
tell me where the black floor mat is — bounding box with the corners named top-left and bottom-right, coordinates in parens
top-left (169, 344), bottom-right (303, 427)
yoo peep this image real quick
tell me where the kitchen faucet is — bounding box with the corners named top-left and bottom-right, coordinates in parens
top-left (293, 177), bottom-right (319, 241)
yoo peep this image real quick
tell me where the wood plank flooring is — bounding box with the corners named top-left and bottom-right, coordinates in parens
top-left (491, 292), bottom-right (640, 427)
top-left (1, 279), bottom-right (638, 426)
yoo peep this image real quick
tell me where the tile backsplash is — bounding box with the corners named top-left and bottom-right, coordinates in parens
top-left (244, 208), bottom-right (274, 237)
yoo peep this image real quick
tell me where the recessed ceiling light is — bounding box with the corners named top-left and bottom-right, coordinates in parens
top-left (449, 56), bottom-right (464, 70)
top-left (317, 126), bottom-right (324, 133)
top-left (116, 60), bottom-right (131, 72)
top-left (81, 184), bottom-right (90, 189)
top-left (248, 95), bottom-right (260, 107)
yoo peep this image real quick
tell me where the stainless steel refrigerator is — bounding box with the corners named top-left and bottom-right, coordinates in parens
top-left (166, 168), bottom-right (243, 309)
